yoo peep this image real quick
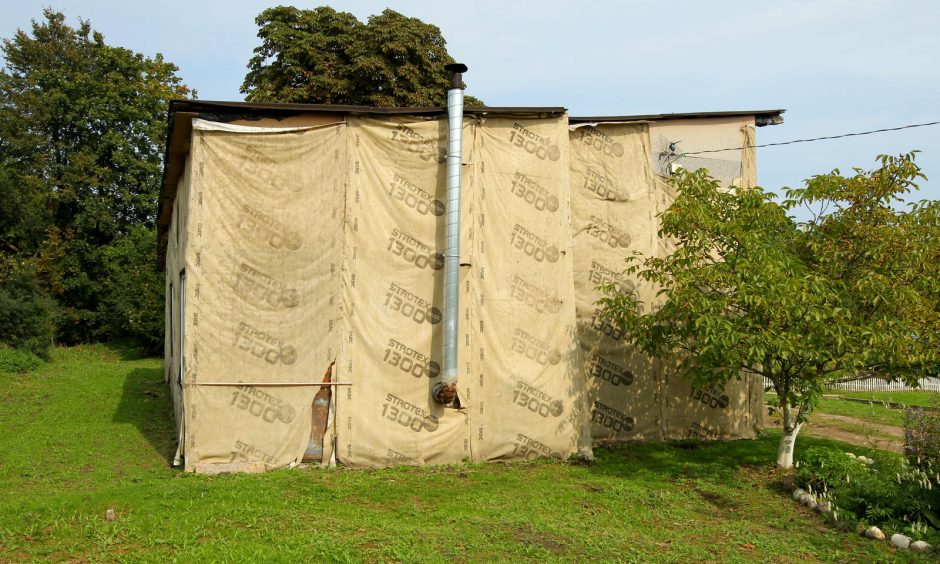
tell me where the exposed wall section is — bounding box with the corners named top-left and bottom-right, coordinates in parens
top-left (570, 122), bottom-right (763, 442)
top-left (471, 116), bottom-right (590, 461)
top-left (182, 120), bottom-right (345, 472)
top-left (649, 116), bottom-right (755, 188)
top-left (653, 122), bottom-right (763, 440)
top-left (165, 155), bottom-right (191, 444)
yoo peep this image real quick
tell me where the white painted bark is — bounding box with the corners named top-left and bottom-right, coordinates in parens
top-left (776, 403), bottom-right (802, 469)
top-left (776, 423), bottom-right (802, 469)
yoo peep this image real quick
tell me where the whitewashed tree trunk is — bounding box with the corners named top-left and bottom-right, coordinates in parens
top-left (776, 403), bottom-right (802, 469)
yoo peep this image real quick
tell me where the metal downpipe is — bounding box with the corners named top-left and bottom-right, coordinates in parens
top-left (433, 63), bottom-right (467, 405)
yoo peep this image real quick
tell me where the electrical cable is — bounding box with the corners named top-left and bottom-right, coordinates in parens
top-left (680, 120), bottom-right (940, 156)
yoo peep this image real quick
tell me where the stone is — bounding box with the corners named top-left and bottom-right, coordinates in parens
top-left (105, 508), bottom-right (116, 522)
top-left (890, 534), bottom-right (911, 550)
top-left (864, 526), bottom-right (885, 540)
top-left (799, 493), bottom-right (815, 506)
top-left (910, 541), bottom-right (933, 553)
top-left (816, 501), bottom-right (832, 513)
top-left (806, 499), bottom-right (818, 511)
top-left (792, 488), bottom-right (806, 501)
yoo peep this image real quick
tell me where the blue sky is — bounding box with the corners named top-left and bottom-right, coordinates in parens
top-left (4, 1), bottom-right (939, 203)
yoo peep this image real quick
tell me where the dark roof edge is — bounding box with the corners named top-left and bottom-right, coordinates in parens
top-left (569, 109), bottom-right (786, 126)
top-left (168, 99), bottom-right (567, 116)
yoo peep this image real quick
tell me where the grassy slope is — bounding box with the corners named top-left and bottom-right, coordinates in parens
top-left (0, 346), bottom-right (902, 562)
top-left (814, 397), bottom-right (904, 428)
top-left (835, 390), bottom-right (939, 407)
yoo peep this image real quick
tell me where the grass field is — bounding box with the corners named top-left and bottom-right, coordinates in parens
top-left (814, 397), bottom-right (905, 428)
top-left (834, 389), bottom-right (940, 407)
top-left (0, 346), bottom-right (910, 562)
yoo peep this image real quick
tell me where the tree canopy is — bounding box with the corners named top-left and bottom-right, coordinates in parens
top-left (599, 154), bottom-right (940, 468)
top-left (241, 6), bottom-right (484, 107)
top-left (0, 9), bottom-right (190, 351)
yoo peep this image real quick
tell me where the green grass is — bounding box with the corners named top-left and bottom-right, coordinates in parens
top-left (834, 389), bottom-right (940, 407)
top-left (0, 346), bottom-right (910, 562)
top-left (814, 397), bottom-right (905, 428)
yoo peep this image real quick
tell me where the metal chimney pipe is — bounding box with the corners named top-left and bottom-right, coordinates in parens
top-left (433, 63), bottom-right (467, 405)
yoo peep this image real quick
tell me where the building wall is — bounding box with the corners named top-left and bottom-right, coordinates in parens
top-left (649, 116), bottom-right (755, 187)
top-left (165, 112), bottom-right (762, 472)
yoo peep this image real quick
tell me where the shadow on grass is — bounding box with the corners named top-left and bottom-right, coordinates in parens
top-left (113, 366), bottom-right (178, 465)
top-left (588, 436), bottom-right (776, 481)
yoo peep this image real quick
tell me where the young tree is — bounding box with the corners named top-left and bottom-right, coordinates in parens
top-left (241, 6), bottom-right (484, 107)
top-left (599, 154), bottom-right (940, 468)
top-left (0, 9), bottom-right (190, 346)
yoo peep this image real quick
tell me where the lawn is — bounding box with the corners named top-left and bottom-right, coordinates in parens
top-left (814, 397), bottom-right (905, 428)
top-left (0, 346), bottom-right (906, 562)
top-left (834, 390), bottom-right (939, 407)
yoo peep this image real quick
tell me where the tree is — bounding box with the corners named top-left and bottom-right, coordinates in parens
top-left (0, 9), bottom-right (190, 347)
top-left (599, 154), bottom-right (940, 468)
top-left (241, 6), bottom-right (484, 107)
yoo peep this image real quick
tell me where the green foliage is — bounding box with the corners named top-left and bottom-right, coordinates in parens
top-left (242, 6), bottom-right (484, 107)
top-left (599, 154), bottom-right (940, 467)
top-left (0, 263), bottom-right (55, 356)
top-left (0, 345), bottom-right (44, 374)
top-left (904, 401), bottom-right (940, 473)
top-left (101, 227), bottom-right (165, 354)
top-left (796, 446), bottom-right (940, 541)
top-left (0, 9), bottom-right (189, 347)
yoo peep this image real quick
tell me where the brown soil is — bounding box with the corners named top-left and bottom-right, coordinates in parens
top-left (762, 408), bottom-right (904, 453)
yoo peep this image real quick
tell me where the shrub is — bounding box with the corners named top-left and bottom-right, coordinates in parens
top-left (795, 446), bottom-right (940, 541)
top-left (0, 263), bottom-right (55, 356)
top-left (904, 403), bottom-right (940, 473)
top-left (0, 345), bottom-right (44, 374)
top-left (100, 226), bottom-right (165, 354)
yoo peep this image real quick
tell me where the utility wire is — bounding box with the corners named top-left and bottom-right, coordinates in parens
top-left (680, 120), bottom-right (940, 156)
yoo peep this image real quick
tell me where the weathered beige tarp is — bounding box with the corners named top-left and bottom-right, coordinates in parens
top-left (168, 112), bottom-right (764, 472)
top-left (570, 123), bottom-right (663, 440)
top-left (570, 122), bottom-right (762, 442)
top-left (740, 125), bottom-right (757, 189)
top-left (338, 116), bottom-right (470, 466)
top-left (180, 120), bottom-right (345, 472)
top-left (470, 116), bottom-right (591, 461)
top-left (649, 117), bottom-right (754, 187)
top-left (651, 123), bottom-right (763, 440)
top-left (336, 114), bottom-right (590, 465)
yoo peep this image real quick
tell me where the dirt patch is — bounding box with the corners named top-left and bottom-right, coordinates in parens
top-left (763, 406), bottom-right (903, 452)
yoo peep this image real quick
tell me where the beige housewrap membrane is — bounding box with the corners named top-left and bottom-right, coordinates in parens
top-left (166, 113), bottom-right (762, 472)
top-left (177, 121), bottom-right (345, 472)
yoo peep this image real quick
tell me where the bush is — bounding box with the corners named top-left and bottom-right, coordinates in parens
top-left (101, 226), bottom-right (165, 354)
top-left (904, 402), bottom-right (940, 473)
top-left (0, 345), bottom-right (44, 374)
top-left (795, 446), bottom-right (940, 542)
top-left (0, 263), bottom-right (55, 356)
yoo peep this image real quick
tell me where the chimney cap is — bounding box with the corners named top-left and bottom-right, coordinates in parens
top-left (445, 63), bottom-right (468, 74)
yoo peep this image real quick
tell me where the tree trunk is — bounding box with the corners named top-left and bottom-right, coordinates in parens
top-left (776, 403), bottom-right (802, 469)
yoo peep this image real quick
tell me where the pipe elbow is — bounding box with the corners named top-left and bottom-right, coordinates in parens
top-left (432, 382), bottom-right (458, 405)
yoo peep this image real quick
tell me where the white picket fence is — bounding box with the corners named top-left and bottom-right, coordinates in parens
top-left (762, 376), bottom-right (940, 393)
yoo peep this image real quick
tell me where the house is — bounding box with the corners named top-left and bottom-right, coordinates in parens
top-left (159, 99), bottom-right (784, 473)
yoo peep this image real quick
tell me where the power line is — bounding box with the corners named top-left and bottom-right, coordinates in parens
top-left (680, 120), bottom-right (940, 156)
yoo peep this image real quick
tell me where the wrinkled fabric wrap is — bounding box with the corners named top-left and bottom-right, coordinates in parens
top-left (569, 122), bottom-right (762, 442)
top-left (167, 113), bottom-right (763, 472)
top-left (180, 120), bottom-right (345, 472)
